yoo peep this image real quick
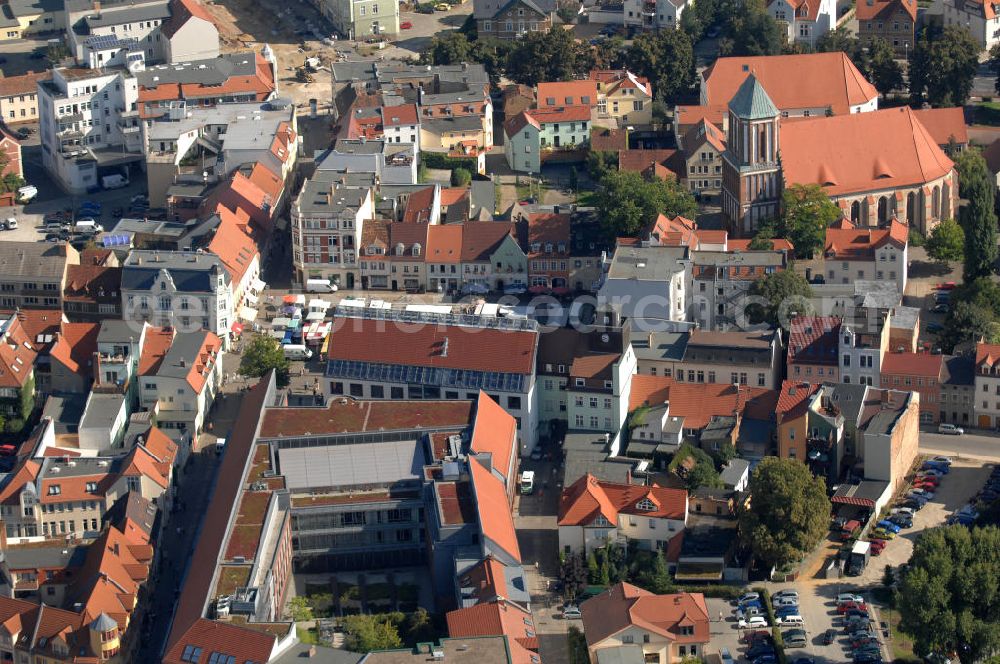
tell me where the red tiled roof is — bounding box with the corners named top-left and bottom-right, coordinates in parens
top-left (977, 341), bottom-right (1000, 369)
top-left (881, 351), bottom-right (943, 378)
top-left (0, 317), bottom-right (38, 389)
top-left (138, 326), bottom-right (174, 376)
top-left (559, 474), bottom-right (687, 525)
top-left (619, 149), bottom-right (679, 175)
top-left (527, 105), bottom-right (592, 124)
top-left (581, 582), bottom-right (710, 647)
top-left (247, 162), bottom-right (284, 206)
top-left (447, 602), bottom-right (538, 664)
top-left (324, 319), bottom-right (538, 374)
top-left (628, 375), bottom-right (775, 430)
top-left (470, 458), bottom-right (521, 562)
top-left (504, 111), bottom-right (540, 138)
top-left (776, 380), bottom-right (820, 421)
top-left (381, 103), bottom-right (420, 127)
top-left (525, 212), bottom-right (570, 249)
top-left (402, 185), bottom-right (437, 224)
top-left (426, 224), bottom-right (465, 263)
top-left (702, 53), bottom-right (877, 115)
top-left (856, 0), bottom-right (917, 21)
top-left (49, 322), bottom-right (99, 377)
top-left (1, 308), bottom-right (62, 354)
top-left (0, 70), bottom-right (50, 97)
top-left (913, 107), bottom-right (968, 147)
top-left (824, 218), bottom-right (907, 260)
top-left (787, 316), bottom-right (841, 367)
top-left (781, 107), bottom-right (954, 197)
top-left (161, 0), bottom-right (216, 38)
top-left (461, 222), bottom-right (517, 262)
top-left (208, 204), bottom-right (258, 286)
top-left (727, 238), bottom-right (794, 252)
top-left (537, 80), bottom-right (599, 108)
top-left (437, 480), bottom-right (476, 525)
top-left (471, 392), bottom-right (517, 483)
top-left (163, 618), bottom-right (277, 664)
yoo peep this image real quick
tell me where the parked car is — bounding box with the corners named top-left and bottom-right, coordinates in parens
top-left (562, 605), bottom-right (581, 619)
top-left (773, 590), bottom-right (799, 601)
top-left (738, 593), bottom-right (760, 604)
top-left (936, 281), bottom-right (958, 290)
top-left (846, 609), bottom-right (871, 621)
top-left (937, 423), bottom-right (964, 435)
top-left (823, 628), bottom-right (838, 645)
top-left (736, 607), bottom-right (765, 619)
top-left (747, 643), bottom-right (775, 658)
top-left (930, 455), bottom-right (953, 465)
top-left (783, 629), bottom-right (808, 648)
top-left (876, 520), bottom-right (901, 533)
top-left (838, 593), bottom-right (864, 604)
top-left (839, 601), bottom-right (867, 614)
top-left (909, 488), bottom-right (936, 500)
top-left (931, 303), bottom-right (950, 314)
top-left (774, 597), bottom-right (799, 608)
top-left (739, 616), bottom-right (769, 629)
top-left (888, 515), bottom-right (912, 528)
top-left (400, 20), bottom-right (412, 28)
top-left (871, 528), bottom-right (895, 540)
top-left (869, 540), bottom-right (887, 555)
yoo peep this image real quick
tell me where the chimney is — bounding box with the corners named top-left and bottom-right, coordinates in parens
top-left (92, 350), bottom-right (102, 385)
top-left (93, 0), bottom-right (101, 14)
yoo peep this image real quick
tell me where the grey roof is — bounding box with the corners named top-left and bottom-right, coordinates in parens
top-left (90, 613), bottom-right (119, 632)
top-left (858, 281), bottom-right (900, 309)
top-left (422, 115), bottom-right (486, 133)
top-left (297, 179), bottom-right (370, 215)
top-left (332, 138), bottom-right (389, 155)
top-left (470, 178), bottom-right (495, 220)
top-left (154, 330), bottom-right (213, 381)
top-left (81, 1), bottom-right (171, 30)
top-left (103, 491), bottom-right (156, 536)
top-left (824, 383), bottom-right (869, 426)
top-left (278, 439), bottom-right (427, 491)
top-left (942, 354), bottom-right (974, 386)
top-left (0, 543), bottom-right (87, 571)
top-left (563, 431), bottom-right (634, 485)
top-left (312, 169), bottom-right (379, 188)
top-left (474, 0), bottom-right (556, 19)
top-left (111, 218), bottom-right (188, 239)
top-left (0, 242), bottom-right (71, 279)
top-left (80, 392), bottom-right (126, 432)
top-left (121, 250), bottom-right (229, 292)
top-left (890, 305), bottom-right (919, 332)
top-left (0, 0), bottom-right (62, 24)
top-left (864, 393), bottom-right (912, 435)
top-left (629, 331), bottom-right (688, 363)
top-left (135, 52), bottom-right (260, 89)
top-left (272, 644), bottom-right (364, 664)
top-left (596, 646), bottom-right (646, 664)
top-left (98, 319), bottom-right (140, 344)
top-left (606, 246), bottom-right (690, 281)
top-left (728, 73), bottom-right (778, 120)
top-left (42, 394), bottom-right (88, 436)
top-left (832, 479), bottom-right (888, 504)
top-left (737, 416), bottom-right (772, 447)
top-left (694, 249), bottom-right (784, 269)
top-left (719, 458), bottom-right (749, 487)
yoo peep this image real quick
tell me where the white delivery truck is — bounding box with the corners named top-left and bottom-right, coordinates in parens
top-left (16, 185), bottom-right (37, 203)
top-left (101, 173), bottom-right (128, 189)
top-left (305, 278), bottom-right (338, 293)
top-left (519, 470), bottom-right (535, 495)
top-left (282, 344), bottom-right (313, 360)
top-left (73, 219), bottom-right (104, 234)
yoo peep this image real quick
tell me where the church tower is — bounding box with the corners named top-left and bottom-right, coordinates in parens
top-left (721, 73), bottom-right (783, 236)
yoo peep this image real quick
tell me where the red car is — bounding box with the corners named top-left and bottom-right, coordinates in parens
top-left (870, 541), bottom-right (886, 556)
top-left (936, 282), bottom-right (957, 290)
top-left (0, 444), bottom-right (16, 456)
top-left (400, 20), bottom-right (413, 28)
top-left (914, 478), bottom-right (940, 488)
top-left (838, 601), bottom-right (868, 614)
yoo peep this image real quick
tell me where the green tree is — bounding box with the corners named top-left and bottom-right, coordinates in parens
top-left (505, 28), bottom-right (592, 86)
top-left (594, 170), bottom-right (697, 240)
top-left (288, 596), bottom-right (314, 622)
top-left (868, 37), bottom-right (904, 94)
top-left (939, 300), bottom-right (1000, 352)
top-left (239, 334), bottom-right (290, 388)
top-left (719, 0), bottom-right (784, 56)
top-left (406, 608), bottom-right (436, 644)
top-left (587, 551), bottom-right (601, 584)
top-left (630, 550), bottom-right (674, 594)
top-left (669, 442), bottom-right (721, 490)
top-left (925, 218), bottom-right (965, 263)
top-left (991, 43), bottom-right (1000, 95)
top-left (592, 36), bottom-right (627, 70)
top-left (586, 150), bottom-right (618, 179)
top-left (343, 614), bottom-right (403, 652)
top-left (779, 183), bottom-right (842, 258)
top-left (423, 31), bottom-right (473, 65)
top-left (451, 167), bottom-right (472, 187)
top-left (955, 150), bottom-right (999, 282)
top-left (738, 457), bottom-right (831, 569)
top-left (898, 526), bottom-right (1000, 663)
top-left (909, 26), bottom-right (980, 107)
top-left (747, 269), bottom-right (813, 328)
top-left (560, 552), bottom-right (588, 600)
top-left (626, 29), bottom-right (695, 103)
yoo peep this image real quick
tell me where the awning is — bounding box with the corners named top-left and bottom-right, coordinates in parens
top-left (231, 321), bottom-right (244, 335)
top-left (282, 294), bottom-right (298, 304)
top-left (250, 278), bottom-right (267, 294)
top-left (244, 292), bottom-right (259, 307)
top-left (239, 306), bottom-right (258, 322)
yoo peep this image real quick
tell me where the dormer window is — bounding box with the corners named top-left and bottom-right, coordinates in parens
top-left (636, 498), bottom-right (656, 511)
top-left (531, 242), bottom-right (541, 252)
top-left (413, 242), bottom-right (422, 257)
top-left (86, 482), bottom-right (97, 492)
top-left (545, 243), bottom-right (553, 253)
top-left (47, 485), bottom-right (61, 496)
top-left (395, 243), bottom-right (405, 256)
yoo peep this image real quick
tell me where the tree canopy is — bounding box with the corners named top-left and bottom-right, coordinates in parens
top-left (925, 218), bottom-right (965, 263)
top-left (867, 37), bottom-right (904, 94)
top-left (718, 0), bottom-right (784, 56)
top-left (909, 26), bottom-right (980, 107)
top-left (626, 30), bottom-right (695, 103)
top-left (898, 526), bottom-right (1000, 663)
top-left (778, 184), bottom-right (842, 259)
top-left (955, 150), bottom-right (999, 282)
top-left (747, 269), bottom-right (814, 328)
top-left (594, 170), bottom-right (697, 240)
top-left (505, 28), bottom-right (592, 86)
top-left (238, 334), bottom-right (290, 387)
top-left (738, 457), bottom-right (831, 568)
top-left (668, 442), bottom-right (722, 491)
top-left (343, 614), bottom-right (403, 652)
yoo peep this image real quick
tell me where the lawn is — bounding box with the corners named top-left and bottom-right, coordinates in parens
top-left (577, 191), bottom-right (598, 207)
top-left (973, 102), bottom-right (1000, 126)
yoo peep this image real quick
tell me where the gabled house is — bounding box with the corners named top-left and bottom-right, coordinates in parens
top-left (766, 0), bottom-right (837, 46)
top-left (591, 69), bottom-right (655, 127)
top-left (558, 474), bottom-right (687, 554)
top-left (580, 582), bottom-right (710, 664)
top-left (823, 217), bottom-right (908, 295)
top-left (473, 0), bottom-right (557, 39)
top-left (857, 0), bottom-right (916, 55)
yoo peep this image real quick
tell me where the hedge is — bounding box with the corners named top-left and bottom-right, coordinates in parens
top-left (754, 587), bottom-right (788, 664)
top-left (420, 152), bottom-right (477, 171)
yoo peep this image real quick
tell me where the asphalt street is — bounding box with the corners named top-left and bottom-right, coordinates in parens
top-left (919, 428), bottom-right (1000, 462)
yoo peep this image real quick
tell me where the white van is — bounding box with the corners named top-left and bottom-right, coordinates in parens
top-left (777, 615), bottom-right (804, 627)
top-left (215, 438), bottom-right (226, 455)
top-left (282, 344), bottom-right (313, 361)
top-left (306, 278), bottom-right (338, 293)
top-left (2, 218), bottom-right (17, 230)
top-left (16, 185), bottom-right (37, 202)
top-left (74, 219), bottom-right (104, 234)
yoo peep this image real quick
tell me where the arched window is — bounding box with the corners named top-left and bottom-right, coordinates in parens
top-left (932, 185), bottom-right (941, 220)
top-left (412, 242), bottom-right (421, 257)
top-left (395, 243), bottom-right (405, 256)
top-left (941, 181), bottom-right (951, 219)
top-left (906, 192), bottom-right (917, 225)
top-left (877, 196), bottom-right (889, 224)
top-left (850, 201), bottom-right (860, 223)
